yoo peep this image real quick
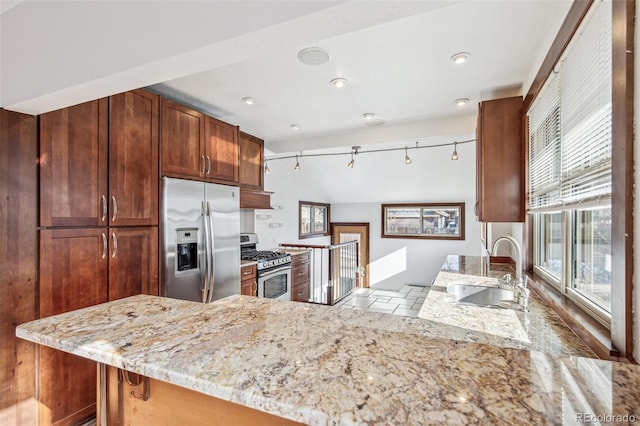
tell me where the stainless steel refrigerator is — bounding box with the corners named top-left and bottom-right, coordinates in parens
top-left (162, 177), bottom-right (240, 303)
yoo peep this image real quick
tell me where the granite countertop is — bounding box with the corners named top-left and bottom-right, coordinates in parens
top-left (16, 294), bottom-right (640, 425)
top-left (418, 255), bottom-right (596, 357)
top-left (240, 259), bottom-right (257, 267)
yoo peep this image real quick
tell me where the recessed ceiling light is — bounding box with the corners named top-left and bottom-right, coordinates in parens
top-left (297, 47), bottom-right (330, 66)
top-left (242, 97), bottom-right (255, 105)
top-left (290, 124), bottom-right (300, 130)
top-left (455, 98), bottom-right (470, 106)
top-left (365, 118), bottom-right (385, 127)
top-left (362, 113), bottom-right (375, 120)
top-left (450, 52), bottom-right (471, 64)
top-left (330, 78), bottom-right (348, 88)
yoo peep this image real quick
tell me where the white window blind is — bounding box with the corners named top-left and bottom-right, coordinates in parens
top-left (559, 0), bottom-right (611, 205)
top-left (527, 0), bottom-right (611, 211)
top-left (528, 72), bottom-right (561, 210)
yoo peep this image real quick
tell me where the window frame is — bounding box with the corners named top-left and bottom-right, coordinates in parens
top-left (533, 208), bottom-right (612, 329)
top-left (381, 202), bottom-right (465, 240)
top-left (528, 0), bottom-right (614, 330)
top-left (298, 201), bottom-right (330, 239)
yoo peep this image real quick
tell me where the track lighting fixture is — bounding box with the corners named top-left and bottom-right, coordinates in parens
top-left (293, 152), bottom-right (302, 171)
top-left (264, 139), bottom-right (472, 172)
top-left (347, 146), bottom-right (360, 168)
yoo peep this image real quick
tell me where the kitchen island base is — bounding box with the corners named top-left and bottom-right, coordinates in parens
top-left (98, 365), bottom-right (301, 426)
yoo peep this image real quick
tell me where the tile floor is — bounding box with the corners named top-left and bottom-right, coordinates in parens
top-left (334, 284), bottom-right (430, 317)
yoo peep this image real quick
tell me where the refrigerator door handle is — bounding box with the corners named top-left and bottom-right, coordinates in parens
top-left (201, 201), bottom-right (210, 303)
top-left (207, 201), bottom-right (216, 303)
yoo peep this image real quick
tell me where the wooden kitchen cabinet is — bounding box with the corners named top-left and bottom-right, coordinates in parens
top-left (291, 252), bottom-right (311, 302)
top-left (204, 115), bottom-right (239, 184)
top-left (241, 264), bottom-right (257, 297)
top-left (40, 98), bottom-right (108, 227)
top-left (161, 98), bottom-right (240, 185)
top-left (40, 90), bottom-right (160, 227)
top-left (108, 227), bottom-right (159, 301)
top-left (160, 98), bottom-right (205, 179)
top-left (109, 89), bottom-right (159, 226)
top-left (476, 96), bottom-right (524, 222)
top-left (0, 109), bottom-right (38, 425)
top-left (39, 228), bottom-right (109, 425)
top-left (239, 131), bottom-right (273, 208)
top-left (38, 226), bottom-right (159, 424)
top-left (239, 131), bottom-right (264, 190)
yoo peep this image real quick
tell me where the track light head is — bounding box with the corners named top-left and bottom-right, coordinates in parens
top-left (404, 146), bottom-right (412, 165)
top-left (451, 142), bottom-right (459, 161)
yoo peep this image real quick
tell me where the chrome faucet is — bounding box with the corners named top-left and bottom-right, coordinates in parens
top-left (491, 236), bottom-right (522, 284)
top-left (491, 236), bottom-right (527, 308)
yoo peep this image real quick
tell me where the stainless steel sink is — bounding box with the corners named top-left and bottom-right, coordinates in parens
top-left (447, 284), bottom-right (513, 308)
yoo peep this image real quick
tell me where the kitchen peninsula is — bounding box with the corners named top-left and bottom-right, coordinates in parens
top-left (418, 255), bottom-right (596, 356)
top-left (17, 291), bottom-right (640, 425)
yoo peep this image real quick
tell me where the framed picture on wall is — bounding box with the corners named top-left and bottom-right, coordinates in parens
top-left (381, 202), bottom-right (465, 240)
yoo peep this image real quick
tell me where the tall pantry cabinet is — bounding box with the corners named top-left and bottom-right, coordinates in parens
top-left (38, 89), bottom-right (159, 425)
top-left (0, 109), bottom-right (38, 426)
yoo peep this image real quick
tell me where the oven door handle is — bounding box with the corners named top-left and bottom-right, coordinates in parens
top-left (259, 265), bottom-right (291, 277)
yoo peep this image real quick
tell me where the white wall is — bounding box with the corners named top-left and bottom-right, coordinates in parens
top-left (257, 134), bottom-right (480, 289)
top-left (331, 202), bottom-right (479, 290)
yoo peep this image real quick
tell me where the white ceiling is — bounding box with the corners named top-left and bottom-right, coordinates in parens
top-left (1, 1), bottom-right (572, 154)
top-left (151, 1), bottom-right (572, 153)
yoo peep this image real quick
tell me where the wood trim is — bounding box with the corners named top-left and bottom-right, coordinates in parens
top-left (523, 0), bottom-right (593, 111)
top-left (610, 0), bottom-right (634, 359)
top-left (298, 201), bottom-right (331, 239)
top-left (381, 202), bottom-right (465, 240)
top-left (279, 243), bottom-right (327, 249)
top-left (331, 222), bottom-right (371, 288)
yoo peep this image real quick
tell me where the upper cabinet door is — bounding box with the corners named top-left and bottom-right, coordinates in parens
top-left (204, 116), bottom-right (239, 184)
top-left (160, 98), bottom-right (204, 178)
top-left (109, 89), bottom-right (159, 226)
top-left (40, 99), bottom-right (108, 227)
top-left (476, 96), bottom-right (524, 222)
top-left (239, 131), bottom-right (264, 190)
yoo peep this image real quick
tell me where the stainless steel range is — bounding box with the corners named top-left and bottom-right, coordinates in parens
top-left (240, 233), bottom-right (291, 301)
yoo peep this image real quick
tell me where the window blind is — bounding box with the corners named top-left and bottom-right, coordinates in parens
top-left (559, 0), bottom-right (611, 205)
top-left (527, 0), bottom-right (611, 211)
top-left (528, 72), bottom-right (561, 210)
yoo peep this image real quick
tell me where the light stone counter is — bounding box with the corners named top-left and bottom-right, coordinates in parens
top-left (17, 293), bottom-right (640, 425)
top-left (419, 255), bottom-right (596, 357)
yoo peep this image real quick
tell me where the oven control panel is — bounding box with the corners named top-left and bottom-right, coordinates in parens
top-left (257, 255), bottom-right (292, 271)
